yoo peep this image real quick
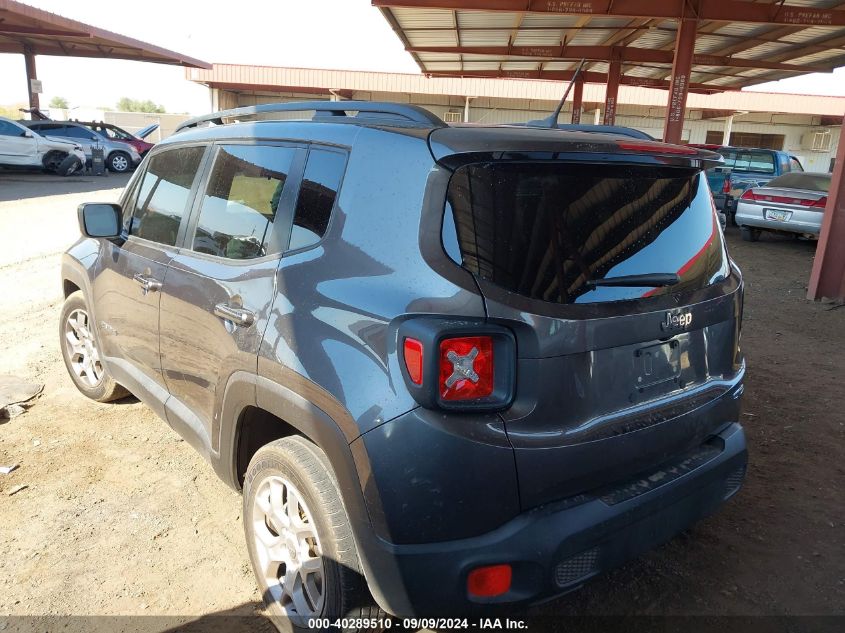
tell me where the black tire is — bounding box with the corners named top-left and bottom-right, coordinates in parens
top-left (108, 151), bottom-right (131, 173)
top-left (740, 226), bottom-right (761, 242)
top-left (41, 150), bottom-right (65, 173)
top-left (59, 291), bottom-right (128, 402)
top-left (56, 154), bottom-right (81, 177)
top-left (243, 437), bottom-right (388, 632)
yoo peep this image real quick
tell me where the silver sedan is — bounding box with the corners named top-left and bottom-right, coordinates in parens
top-left (735, 172), bottom-right (830, 242)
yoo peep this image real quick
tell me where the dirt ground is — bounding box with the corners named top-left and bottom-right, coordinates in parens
top-left (0, 172), bottom-right (843, 629)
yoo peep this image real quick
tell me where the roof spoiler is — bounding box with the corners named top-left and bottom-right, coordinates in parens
top-left (175, 100), bottom-right (446, 133)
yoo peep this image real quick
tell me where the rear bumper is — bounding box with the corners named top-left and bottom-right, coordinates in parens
top-left (363, 422), bottom-right (747, 617)
top-left (736, 203), bottom-right (823, 235)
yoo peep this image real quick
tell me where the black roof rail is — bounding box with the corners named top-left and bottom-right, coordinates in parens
top-left (175, 100), bottom-right (446, 134)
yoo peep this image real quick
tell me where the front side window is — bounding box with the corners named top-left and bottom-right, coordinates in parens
top-left (289, 149), bottom-right (346, 251)
top-left (61, 126), bottom-right (95, 140)
top-left (789, 157), bottom-right (804, 172)
top-left (0, 120), bottom-right (23, 136)
top-left (191, 144), bottom-right (296, 260)
top-left (130, 146), bottom-right (205, 246)
top-left (447, 162), bottom-right (729, 305)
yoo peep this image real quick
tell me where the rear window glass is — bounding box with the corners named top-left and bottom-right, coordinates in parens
top-left (446, 162), bottom-right (729, 305)
top-left (719, 150), bottom-right (775, 174)
top-left (767, 172), bottom-right (830, 192)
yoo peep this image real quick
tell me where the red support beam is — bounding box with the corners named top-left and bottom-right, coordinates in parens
top-left (663, 17), bottom-right (697, 144)
top-left (406, 45), bottom-right (833, 73)
top-left (604, 57), bottom-right (621, 125)
top-left (571, 74), bottom-right (584, 124)
top-left (374, 0), bottom-right (845, 26)
top-left (808, 126), bottom-right (845, 301)
top-left (23, 46), bottom-right (39, 110)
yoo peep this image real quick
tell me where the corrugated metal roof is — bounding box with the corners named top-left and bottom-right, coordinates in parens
top-left (374, 0), bottom-right (845, 91)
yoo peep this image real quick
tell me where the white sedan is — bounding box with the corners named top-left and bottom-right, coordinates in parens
top-left (735, 171), bottom-right (831, 242)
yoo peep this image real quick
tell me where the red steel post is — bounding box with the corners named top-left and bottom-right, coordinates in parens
top-left (603, 57), bottom-right (621, 125)
top-left (663, 17), bottom-right (697, 144)
top-left (571, 74), bottom-right (584, 124)
top-left (808, 126), bottom-right (845, 301)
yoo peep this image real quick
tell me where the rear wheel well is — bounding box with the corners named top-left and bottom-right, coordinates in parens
top-left (63, 280), bottom-right (81, 298)
top-left (236, 406), bottom-right (300, 485)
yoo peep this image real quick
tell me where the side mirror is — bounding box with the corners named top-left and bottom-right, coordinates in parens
top-left (22, 130), bottom-right (32, 138)
top-left (78, 203), bottom-right (122, 238)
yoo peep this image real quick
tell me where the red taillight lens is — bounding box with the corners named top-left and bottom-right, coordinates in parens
top-left (740, 189), bottom-right (756, 201)
top-left (467, 564), bottom-right (512, 598)
top-left (803, 196), bottom-right (827, 209)
top-left (439, 336), bottom-right (494, 401)
top-left (403, 338), bottom-right (424, 385)
top-left (722, 177), bottom-right (732, 194)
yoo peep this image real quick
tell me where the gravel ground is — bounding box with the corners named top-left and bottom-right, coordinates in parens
top-left (0, 172), bottom-right (842, 630)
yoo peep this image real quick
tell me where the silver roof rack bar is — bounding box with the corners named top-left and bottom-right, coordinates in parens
top-left (175, 100), bottom-right (446, 133)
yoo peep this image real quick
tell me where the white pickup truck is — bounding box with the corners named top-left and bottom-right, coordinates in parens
top-left (0, 116), bottom-right (86, 176)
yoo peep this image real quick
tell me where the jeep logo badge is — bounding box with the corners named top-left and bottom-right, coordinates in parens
top-left (662, 311), bottom-right (693, 331)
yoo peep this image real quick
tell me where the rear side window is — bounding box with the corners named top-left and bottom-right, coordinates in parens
top-left (130, 146), bottom-right (205, 246)
top-left (789, 157), bottom-right (804, 172)
top-left (289, 149), bottom-right (345, 251)
top-left (446, 162), bottom-right (729, 305)
top-left (192, 144), bottom-right (297, 259)
top-left (728, 151), bottom-right (775, 174)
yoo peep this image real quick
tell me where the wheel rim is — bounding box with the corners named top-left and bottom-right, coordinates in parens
top-left (112, 155), bottom-right (128, 171)
top-left (252, 476), bottom-right (326, 623)
top-left (64, 308), bottom-right (104, 388)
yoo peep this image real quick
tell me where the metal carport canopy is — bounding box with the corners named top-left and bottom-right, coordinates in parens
top-left (0, 0), bottom-right (210, 109)
top-left (374, 0), bottom-right (845, 140)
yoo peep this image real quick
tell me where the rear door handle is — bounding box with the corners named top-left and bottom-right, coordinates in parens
top-left (133, 273), bottom-right (162, 294)
top-left (214, 303), bottom-right (255, 328)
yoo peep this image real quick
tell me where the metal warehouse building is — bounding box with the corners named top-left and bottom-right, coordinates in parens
top-left (188, 64), bottom-right (843, 173)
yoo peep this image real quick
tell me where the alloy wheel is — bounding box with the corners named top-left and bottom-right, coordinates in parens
top-left (252, 475), bottom-right (326, 624)
top-left (64, 308), bottom-right (103, 387)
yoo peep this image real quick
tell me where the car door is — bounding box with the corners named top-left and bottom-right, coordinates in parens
top-left (158, 141), bottom-right (305, 454)
top-left (0, 119), bottom-right (36, 164)
top-left (59, 124), bottom-right (99, 158)
top-left (92, 144), bottom-right (208, 418)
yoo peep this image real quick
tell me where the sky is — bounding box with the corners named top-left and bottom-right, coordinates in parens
top-left (1, 0), bottom-right (844, 116)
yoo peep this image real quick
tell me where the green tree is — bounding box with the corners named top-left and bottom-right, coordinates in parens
top-left (116, 97), bottom-right (166, 113)
top-left (49, 96), bottom-right (69, 109)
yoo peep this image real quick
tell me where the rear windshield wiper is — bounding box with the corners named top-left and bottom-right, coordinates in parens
top-left (586, 273), bottom-right (680, 288)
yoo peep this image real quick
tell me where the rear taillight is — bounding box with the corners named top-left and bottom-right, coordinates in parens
top-left (722, 176), bottom-right (732, 194)
top-left (398, 319), bottom-right (515, 411)
top-left (802, 196), bottom-right (827, 209)
top-left (740, 189), bottom-right (756, 201)
top-left (439, 336), bottom-right (494, 401)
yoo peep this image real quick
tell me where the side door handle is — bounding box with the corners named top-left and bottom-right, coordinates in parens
top-left (214, 303), bottom-right (255, 328)
top-left (133, 273), bottom-right (162, 295)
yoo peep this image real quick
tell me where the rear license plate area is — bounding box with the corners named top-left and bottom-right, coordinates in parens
top-left (635, 340), bottom-right (681, 391)
top-left (765, 208), bottom-right (792, 222)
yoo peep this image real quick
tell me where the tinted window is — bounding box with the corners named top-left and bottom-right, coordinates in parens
top-left (130, 146), bottom-right (204, 246)
top-left (0, 120), bottom-right (22, 136)
top-left (28, 123), bottom-right (63, 134)
top-left (767, 172), bottom-right (830, 192)
top-left (61, 125), bottom-right (96, 140)
top-left (289, 149), bottom-right (345, 251)
top-left (192, 144), bottom-right (296, 259)
top-left (447, 162), bottom-right (729, 305)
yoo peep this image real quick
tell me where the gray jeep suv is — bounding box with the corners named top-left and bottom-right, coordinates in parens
top-left (61, 101), bottom-right (747, 627)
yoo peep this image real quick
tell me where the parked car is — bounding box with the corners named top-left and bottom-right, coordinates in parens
top-left (735, 171), bottom-right (831, 242)
top-left (20, 120), bottom-right (142, 173)
top-left (74, 120), bottom-right (157, 157)
top-left (61, 101), bottom-right (746, 626)
top-left (691, 145), bottom-right (804, 225)
top-left (0, 116), bottom-right (85, 176)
